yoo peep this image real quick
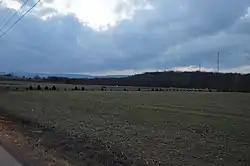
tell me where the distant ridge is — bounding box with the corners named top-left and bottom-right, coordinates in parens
top-left (44, 71), bottom-right (249, 93)
top-left (2, 72), bottom-right (128, 79)
top-left (1, 71), bottom-right (250, 92)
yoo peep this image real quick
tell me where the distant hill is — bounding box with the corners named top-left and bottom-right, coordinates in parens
top-left (5, 72), bottom-right (128, 79)
top-left (1, 71), bottom-right (250, 92)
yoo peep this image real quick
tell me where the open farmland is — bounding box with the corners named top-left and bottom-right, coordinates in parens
top-left (0, 91), bottom-right (250, 165)
top-left (0, 80), bottom-right (214, 92)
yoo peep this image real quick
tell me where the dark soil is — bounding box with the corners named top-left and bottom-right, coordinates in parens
top-left (0, 109), bottom-right (146, 166)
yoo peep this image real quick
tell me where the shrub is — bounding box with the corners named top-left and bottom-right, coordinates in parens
top-left (44, 86), bottom-right (49, 91)
top-left (81, 87), bottom-right (85, 91)
top-left (74, 86), bottom-right (78, 91)
top-left (138, 88), bottom-right (141, 91)
top-left (29, 85), bottom-right (33, 91)
top-left (52, 86), bottom-right (57, 90)
top-left (37, 85), bottom-right (42, 90)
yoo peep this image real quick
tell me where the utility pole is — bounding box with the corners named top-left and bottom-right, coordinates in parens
top-left (217, 52), bottom-right (220, 73)
top-left (199, 62), bottom-right (201, 72)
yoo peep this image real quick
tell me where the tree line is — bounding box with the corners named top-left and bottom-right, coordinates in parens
top-left (1, 71), bottom-right (250, 92)
top-left (44, 71), bottom-right (250, 92)
top-left (26, 85), bottom-right (85, 91)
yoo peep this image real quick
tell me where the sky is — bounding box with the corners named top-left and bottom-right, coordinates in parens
top-left (0, 0), bottom-right (250, 75)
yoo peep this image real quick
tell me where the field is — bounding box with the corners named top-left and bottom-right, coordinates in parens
top-left (0, 80), bottom-right (213, 92)
top-left (0, 88), bottom-right (250, 165)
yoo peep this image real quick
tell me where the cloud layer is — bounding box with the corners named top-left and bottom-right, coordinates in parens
top-left (0, 0), bottom-right (250, 74)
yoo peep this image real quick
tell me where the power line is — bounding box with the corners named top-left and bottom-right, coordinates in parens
top-left (0, 1), bottom-right (4, 22)
top-left (0, 0), bottom-right (29, 33)
top-left (0, 0), bottom-right (41, 39)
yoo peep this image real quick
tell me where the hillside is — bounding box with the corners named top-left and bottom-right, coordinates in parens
top-left (1, 71), bottom-right (250, 92)
top-left (44, 71), bottom-right (250, 92)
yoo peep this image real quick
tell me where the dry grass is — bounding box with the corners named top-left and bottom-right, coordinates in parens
top-left (0, 91), bottom-right (250, 165)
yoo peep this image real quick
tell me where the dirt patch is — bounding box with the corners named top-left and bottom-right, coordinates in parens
top-left (0, 110), bottom-right (146, 166)
top-left (0, 116), bottom-right (69, 166)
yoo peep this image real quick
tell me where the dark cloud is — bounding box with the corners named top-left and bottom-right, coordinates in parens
top-left (0, 0), bottom-right (250, 73)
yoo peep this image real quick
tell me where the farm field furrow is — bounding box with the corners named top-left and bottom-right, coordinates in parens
top-left (0, 91), bottom-right (250, 165)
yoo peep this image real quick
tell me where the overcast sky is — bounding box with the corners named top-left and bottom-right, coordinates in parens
top-left (0, 0), bottom-right (250, 75)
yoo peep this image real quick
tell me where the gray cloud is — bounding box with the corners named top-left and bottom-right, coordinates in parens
top-left (0, 0), bottom-right (250, 74)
